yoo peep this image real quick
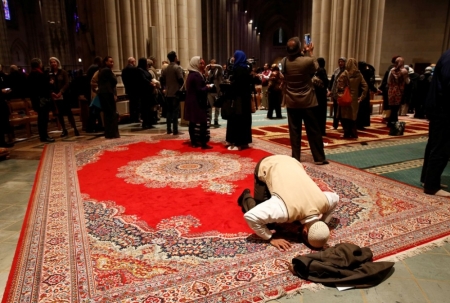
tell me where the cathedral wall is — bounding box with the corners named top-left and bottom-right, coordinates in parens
top-left (380, 0), bottom-right (450, 72)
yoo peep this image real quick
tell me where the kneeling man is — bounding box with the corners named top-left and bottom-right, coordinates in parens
top-left (238, 155), bottom-right (339, 250)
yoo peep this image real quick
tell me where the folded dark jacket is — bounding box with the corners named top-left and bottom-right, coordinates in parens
top-left (292, 243), bottom-right (394, 288)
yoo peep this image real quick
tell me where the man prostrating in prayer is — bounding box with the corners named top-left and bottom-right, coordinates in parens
top-left (238, 155), bottom-right (339, 250)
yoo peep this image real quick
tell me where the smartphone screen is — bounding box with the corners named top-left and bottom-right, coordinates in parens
top-left (305, 33), bottom-right (311, 45)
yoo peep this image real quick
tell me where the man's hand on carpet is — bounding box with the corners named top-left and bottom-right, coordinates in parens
top-left (270, 238), bottom-right (292, 251)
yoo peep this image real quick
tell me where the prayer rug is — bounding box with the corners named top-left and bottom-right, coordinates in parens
top-left (252, 116), bottom-right (429, 150)
top-left (3, 134), bottom-right (450, 303)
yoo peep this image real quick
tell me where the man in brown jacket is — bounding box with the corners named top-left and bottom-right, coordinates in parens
top-left (238, 155), bottom-right (339, 251)
top-left (282, 37), bottom-right (328, 165)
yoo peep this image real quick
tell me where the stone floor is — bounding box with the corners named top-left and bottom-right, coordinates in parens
top-left (1, 112), bottom-right (450, 302)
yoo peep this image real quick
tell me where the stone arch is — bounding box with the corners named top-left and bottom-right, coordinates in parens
top-left (10, 38), bottom-right (30, 70)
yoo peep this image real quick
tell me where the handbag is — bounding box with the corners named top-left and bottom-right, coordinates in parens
top-left (175, 82), bottom-right (186, 101)
top-left (389, 121), bottom-right (406, 136)
top-left (337, 87), bottom-right (352, 106)
top-left (90, 95), bottom-right (102, 109)
top-left (221, 98), bottom-right (234, 120)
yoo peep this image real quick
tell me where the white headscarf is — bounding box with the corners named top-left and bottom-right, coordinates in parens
top-left (188, 56), bottom-right (202, 74)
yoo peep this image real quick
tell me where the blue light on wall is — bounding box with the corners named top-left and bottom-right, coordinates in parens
top-left (3, 0), bottom-right (11, 20)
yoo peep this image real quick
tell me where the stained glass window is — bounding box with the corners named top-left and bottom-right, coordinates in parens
top-left (3, 0), bottom-right (11, 20)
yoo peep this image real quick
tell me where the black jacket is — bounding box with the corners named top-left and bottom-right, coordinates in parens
top-left (292, 243), bottom-right (394, 288)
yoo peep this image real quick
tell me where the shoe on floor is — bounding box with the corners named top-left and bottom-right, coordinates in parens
top-left (228, 146), bottom-right (239, 151)
top-left (201, 144), bottom-right (213, 149)
top-left (60, 130), bottom-right (68, 137)
top-left (40, 137), bottom-right (55, 143)
top-left (238, 188), bottom-right (251, 207)
top-left (314, 160), bottom-right (329, 165)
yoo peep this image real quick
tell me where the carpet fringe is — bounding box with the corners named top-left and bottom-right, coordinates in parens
top-left (378, 236), bottom-right (450, 262)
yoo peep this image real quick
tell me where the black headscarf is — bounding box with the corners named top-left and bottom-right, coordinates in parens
top-left (137, 57), bottom-right (147, 70)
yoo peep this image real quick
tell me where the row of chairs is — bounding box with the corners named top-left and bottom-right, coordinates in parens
top-left (7, 98), bottom-right (60, 139)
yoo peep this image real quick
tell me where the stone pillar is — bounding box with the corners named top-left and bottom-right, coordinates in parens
top-left (177, 0), bottom-right (189, 66)
top-left (104, 0), bottom-right (120, 69)
top-left (312, 0), bottom-right (385, 76)
top-left (165, 0), bottom-right (177, 54)
top-left (134, 0), bottom-right (147, 58)
top-left (119, 0), bottom-right (133, 66)
top-left (151, 0), bottom-right (167, 67)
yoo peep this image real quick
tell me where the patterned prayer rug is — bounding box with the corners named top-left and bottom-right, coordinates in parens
top-left (3, 134), bottom-right (450, 303)
top-left (252, 116), bottom-right (429, 150)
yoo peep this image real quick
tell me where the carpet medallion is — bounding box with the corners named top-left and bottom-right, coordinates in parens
top-left (3, 134), bottom-right (450, 303)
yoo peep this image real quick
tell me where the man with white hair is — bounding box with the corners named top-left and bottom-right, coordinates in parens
top-left (238, 155), bottom-right (339, 250)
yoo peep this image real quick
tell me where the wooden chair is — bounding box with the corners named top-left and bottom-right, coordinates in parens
top-left (370, 99), bottom-right (383, 114)
top-left (8, 99), bottom-right (31, 138)
top-left (327, 101), bottom-right (334, 117)
top-left (24, 98), bottom-right (61, 131)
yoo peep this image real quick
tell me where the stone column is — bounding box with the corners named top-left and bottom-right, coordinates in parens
top-left (104, 0), bottom-right (120, 69)
top-left (165, 0), bottom-right (177, 54)
top-left (312, 0), bottom-right (385, 76)
top-left (151, 0), bottom-right (166, 67)
top-left (134, 0), bottom-right (147, 58)
top-left (119, 0), bottom-right (133, 66)
top-left (177, 0), bottom-right (189, 66)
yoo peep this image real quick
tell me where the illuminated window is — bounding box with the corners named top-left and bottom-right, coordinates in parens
top-left (3, 0), bottom-right (11, 20)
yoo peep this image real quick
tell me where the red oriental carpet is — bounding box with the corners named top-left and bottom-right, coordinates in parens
top-left (252, 116), bottom-right (429, 150)
top-left (3, 134), bottom-right (450, 303)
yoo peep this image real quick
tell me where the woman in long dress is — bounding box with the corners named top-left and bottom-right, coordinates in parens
top-left (225, 50), bottom-right (253, 151)
top-left (184, 56), bottom-right (214, 149)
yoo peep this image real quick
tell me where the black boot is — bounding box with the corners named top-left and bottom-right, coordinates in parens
top-left (60, 129), bottom-right (68, 137)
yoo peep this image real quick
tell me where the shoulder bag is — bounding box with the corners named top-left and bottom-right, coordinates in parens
top-left (337, 87), bottom-right (352, 106)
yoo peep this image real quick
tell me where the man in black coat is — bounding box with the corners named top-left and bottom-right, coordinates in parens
top-left (121, 57), bottom-right (140, 123)
top-left (420, 49), bottom-right (450, 197)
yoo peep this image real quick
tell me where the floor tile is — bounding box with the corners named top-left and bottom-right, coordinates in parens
top-left (416, 279), bottom-right (450, 303)
top-left (302, 286), bottom-right (364, 303)
top-left (0, 221), bottom-right (16, 230)
top-left (0, 205), bottom-right (27, 221)
top-left (0, 243), bottom-right (18, 272)
top-left (0, 271), bottom-right (11, 299)
top-left (403, 253), bottom-right (450, 280)
top-left (0, 181), bottom-right (34, 191)
top-left (423, 245), bottom-right (449, 255)
top-left (363, 278), bottom-right (428, 303)
top-left (3, 232), bottom-right (20, 244)
top-left (0, 230), bottom-right (17, 243)
top-left (2, 220), bottom-right (25, 232)
top-left (391, 261), bottom-right (414, 279)
top-left (273, 292), bottom-right (303, 303)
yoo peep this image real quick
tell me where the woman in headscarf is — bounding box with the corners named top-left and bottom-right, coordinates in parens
top-left (136, 57), bottom-right (156, 129)
top-left (225, 50), bottom-right (253, 151)
top-left (336, 58), bottom-right (368, 138)
top-left (184, 56), bottom-right (213, 149)
top-left (49, 57), bottom-right (79, 137)
top-left (387, 57), bottom-right (410, 126)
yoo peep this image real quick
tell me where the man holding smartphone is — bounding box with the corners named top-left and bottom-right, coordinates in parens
top-left (281, 37), bottom-right (328, 165)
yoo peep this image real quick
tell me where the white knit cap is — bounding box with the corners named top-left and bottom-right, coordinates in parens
top-left (307, 221), bottom-right (330, 248)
